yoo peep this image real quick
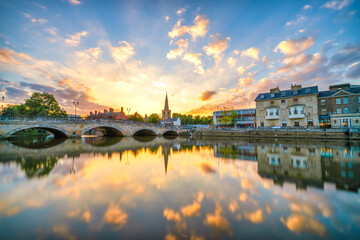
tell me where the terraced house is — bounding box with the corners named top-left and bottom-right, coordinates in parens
top-left (255, 84), bottom-right (319, 127)
top-left (318, 83), bottom-right (360, 128)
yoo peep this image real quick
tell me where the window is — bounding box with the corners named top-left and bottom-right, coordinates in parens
top-left (300, 107), bottom-right (304, 114)
top-left (293, 90), bottom-right (298, 94)
top-left (344, 107), bottom-right (349, 114)
top-left (358, 96), bottom-right (360, 102)
top-left (295, 121), bottom-right (299, 127)
top-left (270, 101), bottom-right (274, 104)
top-left (306, 88), bottom-right (311, 93)
top-left (321, 109), bottom-right (327, 115)
top-left (334, 120), bottom-right (337, 124)
top-left (337, 108), bottom-right (342, 114)
top-left (281, 92), bottom-right (286, 96)
top-left (343, 97), bottom-right (348, 104)
top-left (321, 99), bottom-right (326, 105)
top-left (293, 98), bottom-right (298, 103)
top-left (271, 93), bottom-right (275, 97)
top-left (336, 98), bottom-right (341, 104)
top-left (289, 109), bottom-right (291, 115)
top-left (281, 99), bottom-right (285, 103)
top-left (276, 109), bottom-right (279, 116)
top-left (261, 95), bottom-right (264, 99)
top-left (294, 108), bottom-right (298, 114)
top-left (356, 119), bottom-right (359, 124)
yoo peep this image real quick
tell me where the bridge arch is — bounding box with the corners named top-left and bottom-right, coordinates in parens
top-left (7, 125), bottom-right (69, 138)
top-left (162, 130), bottom-right (179, 136)
top-left (133, 128), bottom-right (158, 136)
top-left (82, 125), bottom-right (125, 137)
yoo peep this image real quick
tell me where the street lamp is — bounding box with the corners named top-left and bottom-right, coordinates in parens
top-left (73, 101), bottom-right (79, 117)
top-left (1, 96), bottom-right (4, 113)
top-left (126, 108), bottom-right (131, 116)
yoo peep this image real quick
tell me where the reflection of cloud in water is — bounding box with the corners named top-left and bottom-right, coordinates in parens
top-left (104, 203), bottom-right (128, 230)
top-left (204, 203), bottom-right (230, 231)
top-left (244, 209), bottom-right (264, 224)
top-left (280, 214), bottom-right (326, 236)
top-left (199, 162), bottom-right (216, 174)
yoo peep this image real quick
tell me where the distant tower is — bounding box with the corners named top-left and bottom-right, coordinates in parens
top-left (162, 92), bottom-right (171, 120)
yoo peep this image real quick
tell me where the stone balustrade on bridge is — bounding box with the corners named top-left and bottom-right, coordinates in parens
top-left (0, 118), bottom-right (183, 139)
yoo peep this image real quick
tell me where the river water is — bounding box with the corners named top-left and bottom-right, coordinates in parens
top-left (0, 136), bottom-right (359, 239)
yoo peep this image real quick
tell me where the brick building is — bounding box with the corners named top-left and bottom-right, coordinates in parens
top-left (87, 107), bottom-right (127, 120)
top-left (318, 83), bottom-right (360, 128)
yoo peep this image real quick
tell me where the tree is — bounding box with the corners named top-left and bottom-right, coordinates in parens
top-left (128, 112), bottom-right (144, 122)
top-left (230, 110), bottom-right (237, 126)
top-left (1, 92), bottom-right (67, 117)
top-left (148, 113), bottom-right (160, 123)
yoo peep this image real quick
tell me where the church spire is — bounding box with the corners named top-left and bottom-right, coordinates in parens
top-left (164, 92), bottom-right (169, 110)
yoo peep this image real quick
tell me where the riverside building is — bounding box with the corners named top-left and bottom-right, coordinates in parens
top-left (254, 84), bottom-right (319, 127)
top-left (213, 108), bottom-right (256, 127)
top-left (318, 83), bottom-right (360, 128)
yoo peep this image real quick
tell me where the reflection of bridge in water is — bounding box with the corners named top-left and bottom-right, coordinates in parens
top-left (0, 118), bottom-right (183, 138)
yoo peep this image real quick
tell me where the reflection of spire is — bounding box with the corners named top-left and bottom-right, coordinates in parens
top-left (70, 156), bottom-right (76, 174)
top-left (162, 145), bottom-right (171, 175)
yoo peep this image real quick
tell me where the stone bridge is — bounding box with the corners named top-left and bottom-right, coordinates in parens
top-left (0, 118), bottom-right (183, 139)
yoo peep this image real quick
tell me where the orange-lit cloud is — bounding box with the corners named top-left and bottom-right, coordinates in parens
top-left (227, 57), bottom-right (237, 67)
top-left (229, 200), bottom-right (239, 213)
top-left (65, 30), bottom-right (88, 47)
top-left (104, 203), bottom-right (128, 230)
top-left (163, 208), bottom-right (182, 222)
top-left (199, 162), bottom-right (216, 174)
top-left (31, 18), bottom-right (48, 24)
top-left (181, 201), bottom-right (201, 217)
top-left (277, 53), bottom-right (311, 73)
top-left (68, 0), bottom-right (81, 4)
top-left (167, 48), bottom-right (184, 59)
top-left (176, 7), bottom-right (186, 16)
top-left (183, 53), bottom-right (202, 66)
top-left (241, 47), bottom-right (260, 60)
top-left (200, 90), bottom-right (217, 101)
top-left (274, 37), bottom-right (314, 55)
top-left (168, 15), bottom-right (209, 40)
top-left (203, 34), bottom-right (230, 64)
top-left (110, 41), bottom-right (134, 64)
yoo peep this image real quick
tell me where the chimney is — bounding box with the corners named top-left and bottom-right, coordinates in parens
top-left (90, 111), bottom-right (93, 116)
top-left (104, 109), bottom-right (108, 113)
top-left (95, 110), bottom-right (97, 115)
top-left (110, 108), bottom-right (114, 113)
top-left (145, 114), bottom-right (148, 118)
top-left (270, 86), bottom-right (280, 93)
top-left (291, 84), bottom-right (302, 90)
top-left (121, 107), bottom-right (124, 113)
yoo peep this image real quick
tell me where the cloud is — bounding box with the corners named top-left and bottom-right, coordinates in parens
top-left (68, 0), bottom-right (81, 4)
top-left (182, 52), bottom-right (203, 73)
top-left (321, 0), bottom-right (353, 10)
top-left (274, 37), bottom-right (314, 55)
top-left (45, 27), bottom-right (58, 36)
top-left (110, 41), bottom-right (135, 64)
top-left (165, 16), bottom-right (170, 21)
top-left (277, 53), bottom-right (311, 73)
top-left (204, 204), bottom-right (230, 231)
top-left (280, 214), bottom-right (326, 236)
top-left (241, 47), bottom-right (260, 60)
top-left (347, 62), bottom-right (360, 79)
top-left (303, 5), bottom-right (312, 10)
top-left (227, 57), bottom-right (237, 67)
top-left (244, 209), bottom-right (264, 224)
top-left (203, 34), bottom-right (230, 64)
top-left (199, 162), bottom-right (216, 173)
top-left (167, 49), bottom-right (184, 59)
top-left (4, 86), bottom-right (28, 99)
top-left (104, 204), bottom-right (128, 230)
top-left (176, 7), bottom-right (186, 16)
top-left (286, 15), bottom-right (306, 26)
top-left (200, 90), bottom-right (217, 101)
top-left (229, 200), bottom-right (239, 213)
top-left (81, 210), bottom-right (91, 222)
top-left (174, 39), bottom-right (188, 49)
top-left (31, 18), bottom-right (48, 24)
top-left (65, 31), bottom-right (88, 47)
top-left (168, 15), bottom-right (209, 40)
top-left (328, 43), bottom-right (360, 67)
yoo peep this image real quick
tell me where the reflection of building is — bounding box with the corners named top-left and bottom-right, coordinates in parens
top-left (321, 146), bottom-right (360, 192)
top-left (214, 142), bottom-right (257, 161)
top-left (255, 84), bottom-right (319, 127)
top-left (257, 144), bottom-right (323, 190)
top-left (213, 108), bottom-right (256, 127)
top-left (317, 83), bottom-right (360, 128)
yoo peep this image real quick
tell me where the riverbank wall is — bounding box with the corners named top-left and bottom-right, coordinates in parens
top-left (193, 128), bottom-right (360, 140)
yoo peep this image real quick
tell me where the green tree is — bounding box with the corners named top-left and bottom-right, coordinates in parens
top-left (128, 112), bottom-right (144, 122)
top-left (148, 113), bottom-right (160, 123)
top-left (1, 92), bottom-right (67, 117)
top-left (230, 110), bottom-right (237, 126)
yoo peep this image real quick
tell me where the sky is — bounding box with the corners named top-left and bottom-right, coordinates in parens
top-left (0, 0), bottom-right (359, 116)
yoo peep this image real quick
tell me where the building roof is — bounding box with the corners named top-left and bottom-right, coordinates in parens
top-left (254, 86), bottom-right (318, 101)
top-left (318, 86), bottom-right (360, 98)
top-left (213, 108), bottom-right (256, 114)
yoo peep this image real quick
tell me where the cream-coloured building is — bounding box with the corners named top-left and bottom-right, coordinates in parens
top-left (254, 85), bottom-right (319, 127)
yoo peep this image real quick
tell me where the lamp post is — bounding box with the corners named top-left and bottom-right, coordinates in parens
top-left (126, 108), bottom-right (131, 116)
top-left (1, 96), bottom-right (4, 112)
top-left (73, 101), bottom-right (79, 118)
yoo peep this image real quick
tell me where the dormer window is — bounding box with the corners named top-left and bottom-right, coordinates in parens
top-left (293, 90), bottom-right (298, 94)
top-left (271, 93), bottom-right (275, 97)
top-left (261, 95), bottom-right (264, 99)
top-left (281, 92), bottom-right (286, 96)
top-left (306, 88), bottom-right (311, 93)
